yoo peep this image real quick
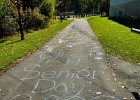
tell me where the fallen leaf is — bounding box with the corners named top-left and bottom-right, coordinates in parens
top-left (123, 97), bottom-right (127, 100)
top-left (96, 92), bottom-right (101, 95)
top-left (130, 97), bottom-right (133, 100)
top-left (121, 86), bottom-right (125, 88)
top-left (89, 90), bottom-right (92, 92)
top-left (113, 89), bottom-right (115, 91)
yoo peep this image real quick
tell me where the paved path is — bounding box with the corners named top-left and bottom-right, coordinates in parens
top-left (0, 19), bottom-right (140, 100)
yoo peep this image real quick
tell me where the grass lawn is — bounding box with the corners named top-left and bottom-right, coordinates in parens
top-left (0, 20), bottom-right (72, 71)
top-left (88, 16), bottom-right (140, 65)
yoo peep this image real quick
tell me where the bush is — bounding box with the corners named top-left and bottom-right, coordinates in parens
top-left (23, 8), bottom-right (48, 31)
top-left (1, 16), bottom-right (18, 36)
top-left (0, 0), bottom-right (18, 37)
top-left (40, 0), bottom-right (55, 18)
top-left (0, 0), bottom-right (55, 38)
top-left (0, 0), bottom-right (5, 16)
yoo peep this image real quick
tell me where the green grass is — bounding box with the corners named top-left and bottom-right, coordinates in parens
top-left (88, 16), bottom-right (140, 64)
top-left (0, 20), bottom-right (72, 70)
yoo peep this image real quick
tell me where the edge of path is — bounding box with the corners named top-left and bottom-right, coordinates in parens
top-left (0, 20), bottom-right (73, 76)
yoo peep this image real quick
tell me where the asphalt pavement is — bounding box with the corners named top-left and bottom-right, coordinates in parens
top-left (0, 19), bottom-right (140, 100)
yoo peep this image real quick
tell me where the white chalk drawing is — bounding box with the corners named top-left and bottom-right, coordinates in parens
top-left (45, 59), bottom-right (50, 65)
top-left (45, 95), bottom-right (59, 100)
top-left (70, 73), bottom-right (75, 79)
top-left (76, 69), bottom-right (91, 79)
top-left (60, 52), bottom-right (64, 58)
top-left (54, 83), bottom-right (69, 93)
top-left (20, 64), bottom-right (41, 81)
top-left (41, 71), bottom-right (57, 79)
top-left (94, 57), bottom-right (103, 60)
top-left (75, 58), bottom-right (80, 66)
top-left (10, 23), bottom-right (123, 100)
top-left (72, 25), bottom-right (95, 41)
top-left (57, 71), bottom-right (70, 79)
top-left (70, 54), bottom-right (88, 58)
top-left (67, 45), bottom-right (73, 48)
top-left (39, 50), bottom-right (51, 60)
top-left (32, 79), bottom-right (83, 95)
top-left (64, 84), bottom-right (85, 100)
top-left (32, 79), bottom-right (56, 94)
top-left (92, 71), bottom-right (96, 79)
top-left (39, 45), bottom-right (61, 60)
top-left (56, 52), bottom-right (61, 58)
top-left (89, 53), bottom-right (92, 57)
top-left (11, 94), bottom-right (120, 100)
top-left (21, 63), bottom-right (96, 81)
top-left (66, 37), bottom-right (77, 39)
top-left (46, 46), bottom-right (54, 53)
top-left (58, 39), bottom-right (65, 44)
top-left (11, 94), bottom-right (32, 100)
top-left (71, 83), bottom-right (75, 90)
top-left (69, 43), bottom-right (76, 46)
top-left (96, 52), bottom-right (104, 56)
top-left (66, 58), bottom-right (70, 64)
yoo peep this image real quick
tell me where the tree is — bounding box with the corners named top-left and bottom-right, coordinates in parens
top-left (22, 0), bottom-right (43, 10)
top-left (0, 0), bottom-right (18, 38)
top-left (100, 0), bottom-right (110, 16)
top-left (0, 0), bottom-right (56, 38)
top-left (40, 0), bottom-right (55, 18)
top-left (56, 0), bottom-right (96, 16)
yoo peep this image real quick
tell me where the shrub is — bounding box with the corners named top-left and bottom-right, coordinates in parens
top-left (23, 8), bottom-right (47, 31)
top-left (39, 0), bottom-right (55, 18)
top-left (1, 16), bottom-right (18, 36)
top-left (0, 0), bottom-right (5, 16)
top-left (0, 0), bottom-right (18, 37)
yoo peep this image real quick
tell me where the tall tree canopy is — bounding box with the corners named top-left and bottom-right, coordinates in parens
top-left (0, 0), bottom-right (56, 38)
top-left (100, 0), bottom-right (110, 16)
top-left (56, 0), bottom-right (110, 16)
top-left (56, 0), bottom-right (95, 14)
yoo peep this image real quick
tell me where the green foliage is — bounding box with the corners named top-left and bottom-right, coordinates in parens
top-left (0, 0), bottom-right (56, 38)
top-left (1, 16), bottom-right (18, 36)
top-left (22, 0), bottom-right (43, 10)
top-left (0, 0), bottom-right (18, 37)
top-left (55, 0), bottom-right (110, 15)
top-left (23, 8), bottom-right (47, 31)
top-left (100, 0), bottom-right (110, 16)
top-left (88, 16), bottom-right (140, 64)
top-left (56, 0), bottom-right (99, 14)
top-left (0, 0), bottom-right (5, 16)
top-left (22, 0), bottom-right (55, 18)
top-left (0, 20), bottom-right (72, 70)
top-left (40, 0), bottom-right (55, 18)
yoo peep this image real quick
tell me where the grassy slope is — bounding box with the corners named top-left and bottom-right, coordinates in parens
top-left (88, 16), bottom-right (140, 64)
top-left (0, 20), bottom-right (72, 70)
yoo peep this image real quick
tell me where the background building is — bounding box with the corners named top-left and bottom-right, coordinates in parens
top-left (109, 0), bottom-right (140, 20)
